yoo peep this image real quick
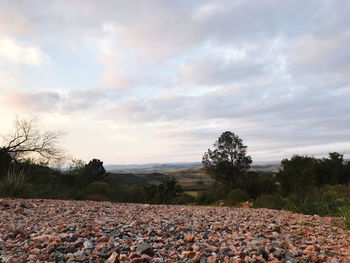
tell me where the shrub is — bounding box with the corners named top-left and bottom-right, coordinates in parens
top-left (338, 206), bottom-right (350, 229)
top-left (331, 184), bottom-right (350, 201)
top-left (254, 193), bottom-right (287, 210)
top-left (0, 168), bottom-right (32, 198)
top-left (225, 189), bottom-right (249, 206)
top-left (84, 182), bottom-right (112, 201)
top-left (285, 186), bottom-right (343, 216)
top-left (172, 193), bottom-right (196, 205)
top-left (112, 184), bottom-right (147, 203)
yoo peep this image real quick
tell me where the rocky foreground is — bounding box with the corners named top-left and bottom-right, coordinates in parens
top-left (0, 199), bottom-right (349, 263)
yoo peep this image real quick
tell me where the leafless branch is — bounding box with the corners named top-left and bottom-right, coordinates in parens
top-left (1, 116), bottom-right (66, 164)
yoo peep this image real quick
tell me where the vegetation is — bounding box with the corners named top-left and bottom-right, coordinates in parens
top-left (338, 206), bottom-right (350, 229)
top-left (1, 121), bottom-right (350, 224)
top-left (202, 131), bottom-right (252, 194)
top-left (0, 116), bottom-right (65, 167)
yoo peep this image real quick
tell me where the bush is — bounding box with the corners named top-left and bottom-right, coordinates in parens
top-left (225, 189), bottom-right (250, 206)
top-left (84, 182), bottom-right (112, 201)
top-left (338, 205), bottom-right (350, 229)
top-left (254, 193), bottom-right (287, 210)
top-left (240, 171), bottom-right (277, 199)
top-left (112, 184), bottom-right (147, 203)
top-left (0, 168), bottom-right (32, 198)
top-left (285, 186), bottom-right (343, 216)
top-left (331, 184), bottom-right (350, 201)
top-left (172, 193), bottom-right (196, 205)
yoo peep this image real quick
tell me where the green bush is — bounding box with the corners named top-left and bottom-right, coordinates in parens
top-left (0, 168), bottom-right (32, 198)
top-left (0, 179), bottom-right (32, 198)
top-left (254, 193), bottom-right (287, 210)
top-left (84, 182), bottom-right (112, 201)
top-left (172, 193), bottom-right (196, 205)
top-left (225, 189), bottom-right (250, 206)
top-left (338, 205), bottom-right (350, 229)
top-left (331, 184), bottom-right (350, 201)
top-left (285, 186), bottom-right (343, 216)
top-left (111, 184), bottom-right (147, 203)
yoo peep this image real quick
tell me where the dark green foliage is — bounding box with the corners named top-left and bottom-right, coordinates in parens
top-left (284, 186), bottom-right (343, 216)
top-left (84, 182), bottom-right (112, 201)
top-left (254, 194), bottom-right (287, 210)
top-left (225, 189), bottom-right (250, 206)
top-left (277, 153), bottom-right (350, 196)
top-left (0, 150), bottom-right (12, 178)
top-left (203, 131), bottom-right (252, 193)
top-left (110, 184), bottom-right (147, 203)
top-left (145, 179), bottom-right (183, 204)
top-left (240, 171), bottom-right (277, 199)
top-left (197, 182), bottom-right (227, 205)
top-left (277, 155), bottom-right (317, 195)
top-left (172, 193), bottom-right (197, 205)
top-left (0, 167), bottom-right (32, 198)
top-left (316, 152), bottom-right (350, 185)
top-left (81, 159), bottom-right (106, 186)
top-left (338, 205), bottom-right (350, 229)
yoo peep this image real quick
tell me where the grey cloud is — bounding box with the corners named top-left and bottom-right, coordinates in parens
top-left (99, 81), bottom-right (350, 154)
top-left (3, 90), bottom-right (60, 111)
top-left (2, 88), bottom-right (116, 113)
top-left (178, 54), bottom-right (265, 86)
top-left (1, 0), bottom-right (350, 161)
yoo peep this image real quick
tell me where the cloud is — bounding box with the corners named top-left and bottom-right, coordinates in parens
top-left (178, 52), bottom-right (265, 87)
top-left (3, 90), bottom-right (60, 111)
top-left (287, 34), bottom-right (350, 86)
top-left (0, 0), bottom-right (350, 162)
top-left (98, 55), bottom-right (128, 89)
top-left (0, 11), bottom-right (32, 36)
top-left (0, 37), bottom-right (50, 66)
top-left (1, 88), bottom-right (113, 113)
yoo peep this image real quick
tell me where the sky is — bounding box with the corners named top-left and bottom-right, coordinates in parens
top-left (0, 0), bottom-right (349, 164)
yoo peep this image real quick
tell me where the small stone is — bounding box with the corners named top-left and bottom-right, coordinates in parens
top-left (184, 234), bottom-right (195, 244)
top-left (83, 240), bottom-right (93, 249)
top-left (105, 252), bottom-right (118, 263)
top-left (257, 247), bottom-right (269, 261)
top-left (207, 255), bottom-right (217, 263)
top-left (119, 254), bottom-right (128, 261)
top-left (136, 242), bottom-right (153, 256)
top-left (305, 245), bottom-right (319, 252)
top-left (54, 251), bottom-right (65, 263)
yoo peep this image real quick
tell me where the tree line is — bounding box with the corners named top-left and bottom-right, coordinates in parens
top-left (200, 131), bottom-right (350, 217)
top-left (1, 117), bottom-right (350, 219)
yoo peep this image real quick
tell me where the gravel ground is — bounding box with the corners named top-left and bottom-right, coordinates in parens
top-left (0, 198), bottom-right (349, 263)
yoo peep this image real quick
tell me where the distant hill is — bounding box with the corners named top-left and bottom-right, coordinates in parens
top-left (104, 161), bottom-right (281, 191)
top-left (104, 161), bottom-right (280, 174)
top-left (104, 162), bottom-right (202, 174)
top-left (104, 172), bottom-right (170, 188)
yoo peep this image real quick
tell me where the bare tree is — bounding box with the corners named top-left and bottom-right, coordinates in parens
top-left (1, 116), bottom-right (66, 163)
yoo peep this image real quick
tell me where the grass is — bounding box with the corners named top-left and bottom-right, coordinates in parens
top-left (184, 191), bottom-right (199, 197)
top-left (338, 206), bottom-right (350, 229)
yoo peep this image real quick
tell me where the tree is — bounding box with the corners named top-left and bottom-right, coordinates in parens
top-left (1, 116), bottom-right (65, 163)
top-left (277, 155), bottom-right (317, 195)
top-left (80, 159), bottom-right (106, 186)
top-left (202, 131), bottom-right (252, 193)
top-left (317, 152), bottom-right (349, 185)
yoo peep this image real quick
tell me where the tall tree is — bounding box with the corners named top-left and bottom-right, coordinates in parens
top-left (80, 159), bottom-right (106, 186)
top-left (202, 131), bottom-right (252, 192)
top-left (277, 155), bottom-right (317, 195)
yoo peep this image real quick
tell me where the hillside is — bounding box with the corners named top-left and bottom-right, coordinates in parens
top-left (0, 198), bottom-right (349, 262)
top-left (104, 164), bottom-right (279, 192)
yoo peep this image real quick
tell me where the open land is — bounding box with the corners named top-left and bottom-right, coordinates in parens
top-left (0, 198), bottom-right (349, 263)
